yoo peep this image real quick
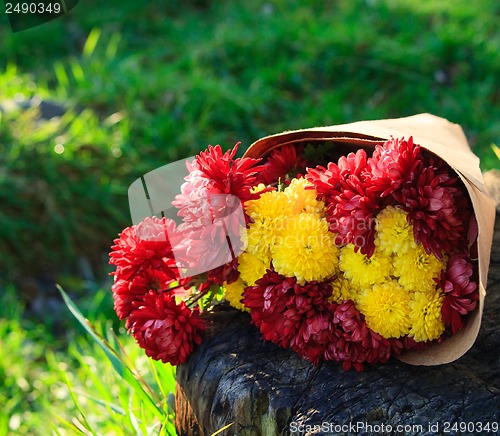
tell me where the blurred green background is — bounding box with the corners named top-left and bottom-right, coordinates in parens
top-left (0, 0), bottom-right (499, 433)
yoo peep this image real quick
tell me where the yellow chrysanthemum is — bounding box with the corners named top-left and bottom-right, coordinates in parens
top-left (357, 281), bottom-right (412, 338)
top-left (223, 278), bottom-right (249, 312)
top-left (339, 245), bottom-right (393, 289)
top-left (285, 178), bottom-right (325, 216)
top-left (238, 251), bottom-right (270, 286)
top-left (243, 191), bottom-right (293, 258)
top-left (393, 244), bottom-right (445, 292)
top-left (374, 206), bottom-right (416, 255)
top-left (245, 190), bottom-right (293, 221)
top-left (272, 213), bottom-right (339, 284)
top-left (409, 289), bottom-right (445, 342)
top-left (329, 274), bottom-right (356, 303)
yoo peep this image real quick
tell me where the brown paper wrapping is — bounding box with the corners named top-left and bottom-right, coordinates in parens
top-left (244, 113), bottom-right (496, 366)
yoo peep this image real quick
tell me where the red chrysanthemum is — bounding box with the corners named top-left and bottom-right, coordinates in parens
top-left (325, 300), bottom-right (392, 371)
top-left (128, 291), bottom-right (206, 365)
top-left (394, 165), bottom-right (471, 259)
top-left (112, 268), bottom-right (174, 321)
top-left (328, 184), bottom-right (380, 257)
top-left (109, 217), bottom-right (181, 281)
top-left (242, 269), bottom-right (334, 364)
top-left (438, 253), bottom-right (478, 334)
top-left (258, 144), bottom-right (306, 185)
top-left (367, 136), bottom-right (423, 197)
top-left (306, 150), bottom-right (380, 256)
top-left (306, 149), bottom-right (370, 202)
top-left (194, 143), bottom-right (264, 203)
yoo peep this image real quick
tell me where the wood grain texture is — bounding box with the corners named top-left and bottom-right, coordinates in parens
top-left (176, 215), bottom-right (500, 436)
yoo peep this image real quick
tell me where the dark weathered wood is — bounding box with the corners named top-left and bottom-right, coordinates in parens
top-left (176, 215), bottom-right (500, 436)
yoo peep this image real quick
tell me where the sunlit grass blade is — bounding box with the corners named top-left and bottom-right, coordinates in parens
top-left (61, 371), bottom-right (96, 436)
top-left (491, 144), bottom-right (500, 160)
top-left (57, 285), bottom-right (165, 420)
top-left (83, 29), bottom-right (101, 59)
top-left (211, 422), bottom-right (234, 435)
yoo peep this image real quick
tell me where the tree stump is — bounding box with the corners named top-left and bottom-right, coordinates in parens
top-left (176, 215), bottom-right (500, 435)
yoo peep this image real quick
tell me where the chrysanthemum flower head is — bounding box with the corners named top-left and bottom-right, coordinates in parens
top-left (128, 291), bottom-right (206, 365)
top-left (109, 217), bottom-right (180, 281)
top-left (272, 213), bottom-right (339, 284)
top-left (339, 244), bottom-right (393, 289)
top-left (285, 177), bottom-right (325, 216)
top-left (357, 281), bottom-right (412, 339)
top-left (393, 244), bottom-right (445, 292)
top-left (223, 278), bottom-right (249, 312)
top-left (112, 268), bottom-right (173, 320)
top-left (395, 165), bottom-right (471, 259)
top-left (367, 136), bottom-right (423, 197)
top-left (374, 206), bottom-right (416, 256)
top-left (238, 251), bottom-right (271, 286)
top-left (329, 274), bottom-right (356, 303)
top-left (409, 289), bottom-right (445, 342)
top-left (245, 190), bottom-right (293, 220)
top-left (438, 253), bottom-right (478, 334)
top-left (258, 144), bottom-right (306, 185)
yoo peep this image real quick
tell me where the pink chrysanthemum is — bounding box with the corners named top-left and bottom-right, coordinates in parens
top-left (128, 291), bottom-right (205, 365)
top-left (112, 268), bottom-right (174, 321)
top-left (438, 253), bottom-right (478, 334)
top-left (258, 144), bottom-right (306, 185)
top-left (109, 217), bottom-right (180, 281)
top-left (367, 137), bottom-right (423, 197)
top-left (173, 144), bottom-right (264, 284)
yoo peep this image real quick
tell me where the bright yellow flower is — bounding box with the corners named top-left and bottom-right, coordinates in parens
top-left (243, 191), bottom-right (293, 258)
top-left (374, 206), bottom-right (416, 255)
top-left (409, 289), bottom-right (445, 342)
top-left (357, 281), bottom-right (412, 338)
top-left (285, 178), bottom-right (325, 216)
top-left (329, 273), bottom-right (356, 303)
top-left (238, 251), bottom-right (270, 286)
top-left (245, 190), bottom-right (293, 221)
top-left (339, 245), bottom-right (393, 289)
top-left (393, 244), bottom-right (445, 292)
top-left (272, 213), bottom-right (339, 284)
top-left (223, 278), bottom-right (249, 312)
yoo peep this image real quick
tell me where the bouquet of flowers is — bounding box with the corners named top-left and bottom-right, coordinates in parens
top-left (109, 114), bottom-right (495, 371)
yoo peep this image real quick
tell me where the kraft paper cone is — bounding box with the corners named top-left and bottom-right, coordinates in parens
top-left (244, 113), bottom-right (496, 366)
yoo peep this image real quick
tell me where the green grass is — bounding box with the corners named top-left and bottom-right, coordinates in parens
top-left (0, 287), bottom-right (176, 435)
top-left (0, 0), bottom-right (498, 434)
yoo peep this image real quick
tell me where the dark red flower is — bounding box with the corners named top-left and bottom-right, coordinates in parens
top-left (112, 268), bottom-right (174, 320)
top-left (258, 144), bottom-right (306, 185)
top-left (109, 217), bottom-right (180, 281)
top-left (242, 269), bottom-right (334, 364)
top-left (128, 291), bottom-right (205, 365)
top-left (367, 136), bottom-right (423, 197)
top-left (325, 300), bottom-right (392, 371)
top-left (438, 253), bottom-right (478, 334)
top-left (394, 165), bottom-right (471, 259)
